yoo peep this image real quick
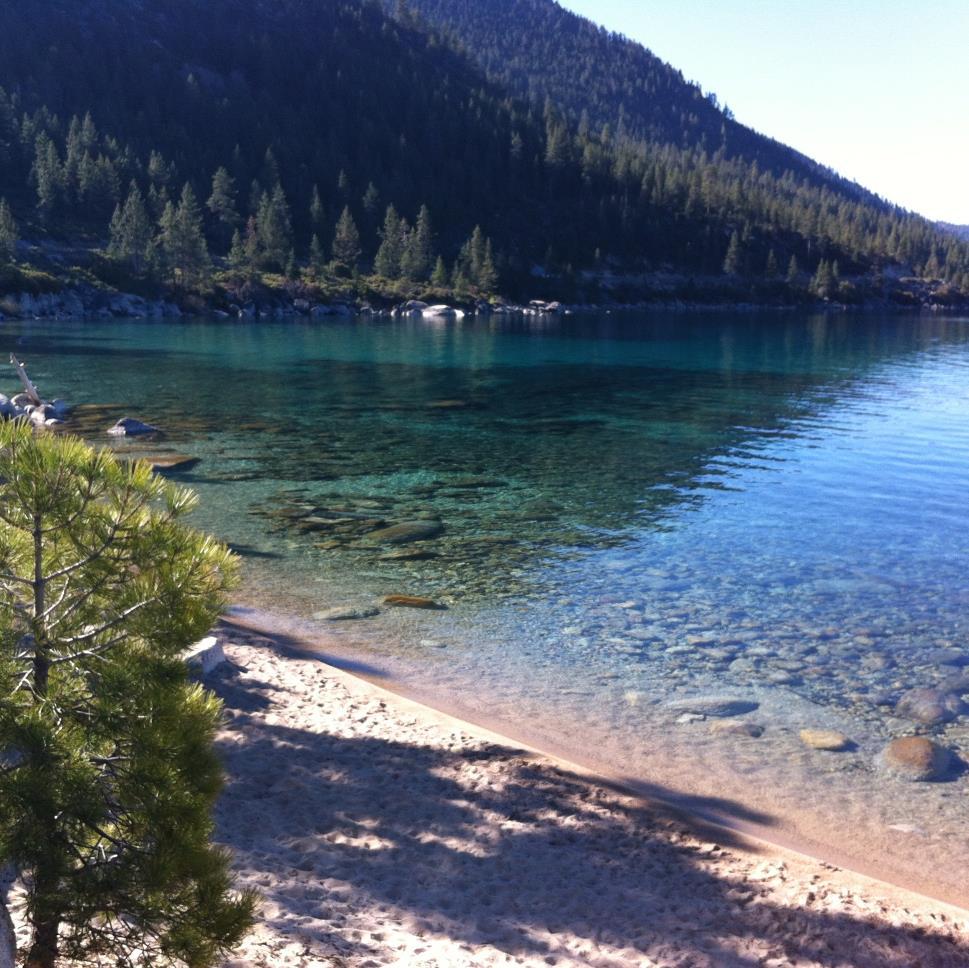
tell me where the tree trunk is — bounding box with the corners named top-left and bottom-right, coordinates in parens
top-left (24, 913), bottom-right (58, 968)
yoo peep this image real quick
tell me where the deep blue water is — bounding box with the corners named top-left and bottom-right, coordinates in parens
top-left (7, 310), bottom-right (969, 898)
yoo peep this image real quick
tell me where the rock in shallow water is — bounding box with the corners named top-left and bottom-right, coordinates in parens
top-left (107, 416), bottom-right (161, 437)
top-left (369, 521), bottom-right (444, 544)
top-left (878, 737), bottom-right (952, 781)
top-left (710, 720), bottom-right (764, 738)
top-left (799, 729), bottom-right (851, 751)
top-left (313, 606), bottom-right (380, 621)
top-left (895, 688), bottom-right (965, 726)
top-left (668, 696), bottom-right (759, 718)
top-left (382, 595), bottom-right (447, 610)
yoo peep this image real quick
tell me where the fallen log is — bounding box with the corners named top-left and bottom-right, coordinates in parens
top-left (9, 355), bottom-right (42, 407)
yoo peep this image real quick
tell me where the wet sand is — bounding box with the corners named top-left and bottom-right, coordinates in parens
top-left (213, 620), bottom-right (969, 967)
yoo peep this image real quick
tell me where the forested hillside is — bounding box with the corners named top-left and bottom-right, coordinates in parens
top-left (0, 0), bottom-right (966, 309)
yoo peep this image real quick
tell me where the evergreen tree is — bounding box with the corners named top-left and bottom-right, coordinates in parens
top-left (228, 228), bottom-right (246, 269)
top-left (256, 185), bottom-right (293, 271)
top-left (401, 203), bottom-right (433, 280)
top-left (207, 166), bottom-right (240, 250)
top-left (309, 184), bottom-right (325, 231)
top-left (478, 238), bottom-right (498, 291)
top-left (332, 205), bottom-right (361, 272)
top-left (430, 254), bottom-right (448, 288)
top-left (722, 230), bottom-right (742, 275)
top-left (156, 183), bottom-right (209, 286)
top-left (374, 204), bottom-right (404, 278)
top-left (0, 198), bottom-right (17, 265)
top-left (0, 423), bottom-right (256, 968)
top-left (811, 258), bottom-right (834, 299)
top-left (786, 254), bottom-right (800, 286)
top-left (765, 248), bottom-right (779, 279)
top-left (309, 233), bottom-right (326, 278)
top-left (108, 182), bottom-right (153, 272)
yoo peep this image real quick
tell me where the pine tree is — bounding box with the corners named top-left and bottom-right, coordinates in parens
top-left (811, 258), bottom-right (834, 299)
top-left (332, 206), bottom-right (361, 273)
top-left (722, 230), bottom-right (742, 275)
top-left (256, 185), bottom-right (293, 271)
top-left (309, 233), bottom-right (326, 279)
top-left (309, 185), bottom-right (325, 231)
top-left (228, 228), bottom-right (246, 269)
top-left (430, 255), bottom-right (448, 288)
top-left (765, 248), bottom-right (779, 279)
top-left (374, 204), bottom-right (404, 278)
top-left (108, 182), bottom-right (153, 272)
top-left (0, 423), bottom-right (256, 968)
top-left (207, 166), bottom-right (240, 250)
top-left (0, 198), bottom-right (18, 265)
top-left (156, 183), bottom-right (210, 286)
top-left (786, 254), bottom-right (800, 286)
top-left (478, 238), bottom-right (499, 291)
top-left (401, 204), bottom-right (433, 280)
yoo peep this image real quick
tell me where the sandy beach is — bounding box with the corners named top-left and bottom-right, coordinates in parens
top-left (211, 621), bottom-right (969, 968)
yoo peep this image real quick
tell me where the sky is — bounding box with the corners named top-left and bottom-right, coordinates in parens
top-left (559, 0), bottom-right (969, 224)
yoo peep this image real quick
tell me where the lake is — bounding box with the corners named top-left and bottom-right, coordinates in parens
top-left (9, 309), bottom-right (969, 903)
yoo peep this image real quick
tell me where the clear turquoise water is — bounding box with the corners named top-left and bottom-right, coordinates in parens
top-left (8, 311), bottom-right (969, 899)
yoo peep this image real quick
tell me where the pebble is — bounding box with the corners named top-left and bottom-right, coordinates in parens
top-left (798, 729), bottom-right (851, 752)
top-left (710, 720), bottom-right (764, 738)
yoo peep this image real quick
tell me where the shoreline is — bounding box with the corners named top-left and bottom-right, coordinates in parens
top-left (220, 613), bottom-right (969, 920)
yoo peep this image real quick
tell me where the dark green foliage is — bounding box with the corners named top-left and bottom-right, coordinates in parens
top-left (154, 183), bottom-right (210, 287)
top-left (207, 166), bottom-right (240, 249)
top-left (0, 0), bottom-right (963, 297)
top-left (108, 182), bottom-right (153, 272)
top-left (0, 198), bottom-right (17, 264)
top-left (332, 205), bottom-right (361, 273)
top-left (0, 424), bottom-right (255, 967)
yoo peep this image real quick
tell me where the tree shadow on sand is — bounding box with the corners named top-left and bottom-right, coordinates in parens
top-left (209, 646), bottom-right (969, 968)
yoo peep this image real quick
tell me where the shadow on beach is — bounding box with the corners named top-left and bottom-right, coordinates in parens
top-left (210, 637), bottom-right (969, 968)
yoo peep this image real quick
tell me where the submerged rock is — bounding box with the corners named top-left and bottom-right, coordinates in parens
top-left (369, 521), bottom-right (444, 544)
top-left (107, 416), bottom-right (162, 437)
top-left (799, 729), bottom-right (851, 751)
top-left (878, 737), bottom-right (952, 781)
top-left (313, 606), bottom-right (380, 621)
top-left (667, 696), bottom-right (759, 718)
top-left (710, 720), bottom-right (764, 738)
top-left (895, 688), bottom-right (965, 726)
top-left (382, 595), bottom-right (447, 610)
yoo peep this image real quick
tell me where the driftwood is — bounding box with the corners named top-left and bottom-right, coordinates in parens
top-left (9, 354), bottom-right (42, 407)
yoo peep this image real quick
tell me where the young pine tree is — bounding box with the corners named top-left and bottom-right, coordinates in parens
top-left (206, 167), bottom-right (240, 252)
top-left (400, 204), bottom-right (433, 281)
top-left (374, 205), bottom-right (404, 279)
top-left (0, 423), bottom-right (255, 968)
top-left (108, 182), bottom-right (153, 273)
top-left (256, 185), bottom-right (293, 272)
top-left (430, 255), bottom-right (448, 288)
top-left (0, 199), bottom-right (18, 265)
top-left (309, 234), bottom-right (326, 279)
top-left (331, 206), bottom-right (361, 274)
top-left (722, 230), bottom-right (742, 275)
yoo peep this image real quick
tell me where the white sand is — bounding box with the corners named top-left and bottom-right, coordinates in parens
top-left (213, 623), bottom-right (969, 968)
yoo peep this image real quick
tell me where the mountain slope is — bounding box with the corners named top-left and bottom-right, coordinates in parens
top-left (0, 0), bottom-right (965, 304)
top-left (389, 0), bottom-right (867, 193)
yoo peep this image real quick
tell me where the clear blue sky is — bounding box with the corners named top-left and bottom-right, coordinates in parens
top-left (560, 1), bottom-right (969, 223)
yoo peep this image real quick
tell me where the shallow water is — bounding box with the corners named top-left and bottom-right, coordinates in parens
top-left (10, 310), bottom-right (969, 902)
